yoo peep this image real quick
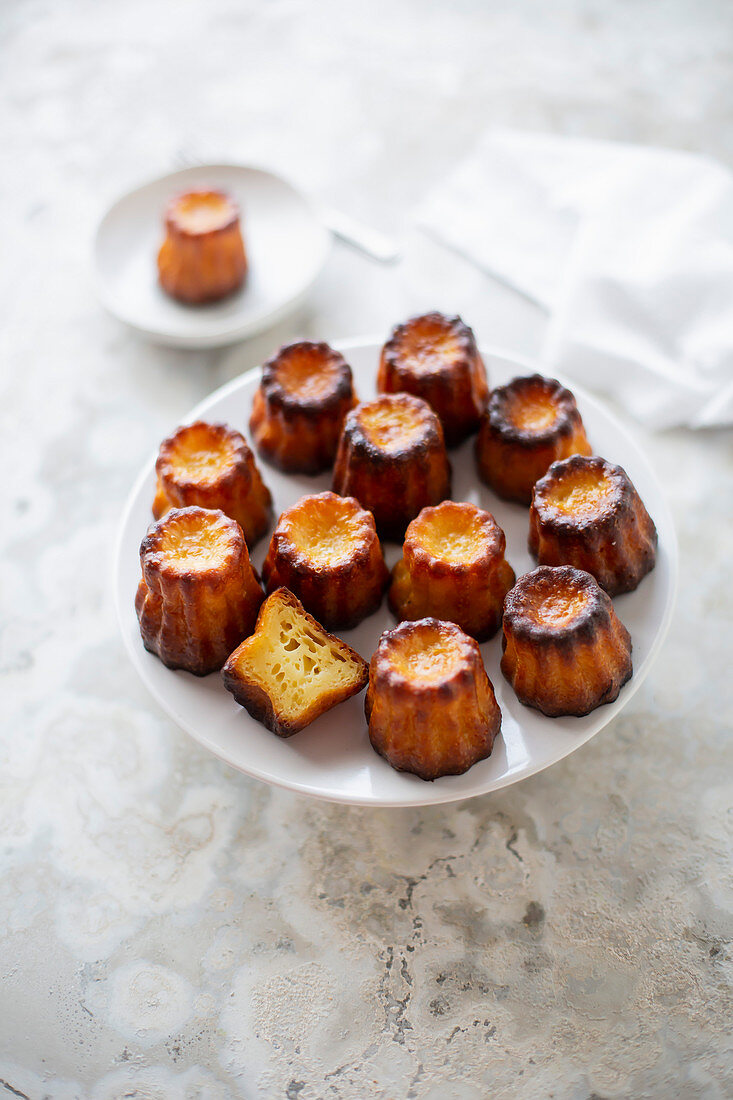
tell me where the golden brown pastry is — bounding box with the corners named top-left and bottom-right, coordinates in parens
top-left (222, 588), bottom-right (368, 736)
top-left (152, 420), bottom-right (272, 549)
top-left (135, 506), bottom-right (263, 676)
top-left (378, 312), bottom-right (488, 446)
top-left (262, 492), bottom-right (388, 629)
top-left (476, 374), bottom-right (592, 505)
top-left (529, 454), bottom-right (657, 595)
top-left (250, 341), bottom-right (357, 474)
top-left (332, 393), bottom-right (451, 540)
top-left (388, 501), bottom-right (514, 641)
top-left (366, 618), bottom-right (501, 780)
top-left (157, 189), bottom-right (247, 304)
top-left (501, 565), bottom-right (632, 717)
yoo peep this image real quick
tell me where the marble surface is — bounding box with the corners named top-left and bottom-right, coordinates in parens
top-left (2, 0), bottom-right (732, 1096)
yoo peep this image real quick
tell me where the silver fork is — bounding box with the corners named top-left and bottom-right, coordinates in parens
top-left (172, 149), bottom-right (401, 264)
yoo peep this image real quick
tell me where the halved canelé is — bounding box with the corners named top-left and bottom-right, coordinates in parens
top-left (388, 501), bottom-right (514, 641)
top-left (157, 189), bottom-right (247, 304)
top-left (332, 393), bottom-right (451, 541)
top-left (501, 565), bottom-right (632, 717)
top-left (250, 341), bottom-right (357, 474)
top-left (135, 506), bottom-right (264, 676)
top-left (262, 491), bottom-right (388, 630)
top-left (529, 454), bottom-right (657, 596)
top-left (152, 420), bottom-right (272, 549)
top-left (366, 618), bottom-right (501, 781)
top-left (222, 588), bottom-right (368, 737)
top-left (378, 312), bottom-right (489, 446)
top-left (476, 375), bottom-right (592, 505)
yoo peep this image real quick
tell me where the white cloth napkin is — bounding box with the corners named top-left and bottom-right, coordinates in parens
top-left (416, 130), bottom-right (733, 429)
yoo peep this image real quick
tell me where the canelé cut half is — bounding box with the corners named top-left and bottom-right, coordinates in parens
top-left (157, 189), bottom-right (247, 304)
top-left (222, 588), bottom-right (368, 737)
top-left (262, 492), bottom-right (388, 630)
top-left (389, 501), bottom-right (514, 641)
top-left (501, 565), bottom-right (632, 717)
top-left (378, 312), bottom-right (489, 446)
top-left (250, 341), bottom-right (357, 474)
top-left (332, 393), bottom-right (451, 540)
top-left (476, 374), bottom-right (592, 505)
top-left (529, 454), bottom-right (657, 595)
top-left (366, 618), bottom-right (501, 780)
top-left (135, 506), bottom-right (264, 676)
top-left (152, 420), bottom-right (272, 548)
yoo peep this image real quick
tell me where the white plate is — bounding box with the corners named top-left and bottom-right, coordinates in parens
top-left (93, 164), bottom-right (330, 349)
top-left (115, 342), bottom-right (678, 807)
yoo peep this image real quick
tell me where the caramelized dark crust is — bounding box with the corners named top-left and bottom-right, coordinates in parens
top-left (501, 565), bottom-right (632, 717)
top-left (135, 506), bottom-right (264, 676)
top-left (476, 375), bottom-right (592, 505)
top-left (157, 189), bottom-right (247, 304)
top-left (152, 420), bottom-right (272, 548)
top-left (332, 393), bottom-right (452, 541)
top-left (366, 618), bottom-right (501, 780)
top-left (378, 312), bottom-right (489, 446)
top-left (388, 501), bottom-right (515, 641)
top-left (262, 492), bottom-right (389, 629)
top-left (529, 454), bottom-right (658, 596)
top-left (250, 342), bottom-right (357, 475)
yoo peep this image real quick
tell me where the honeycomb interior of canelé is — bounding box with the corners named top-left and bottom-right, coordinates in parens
top-left (526, 583), bottom-right (591, 628)
top-left (275, 347), bottom-right (343, 401)
top-left (233, 596), bottom-right (363, 714)
top-left (398, 316), bottom-right (463, 374)
top-left (547, 466), bottom-right (615, 516)
top-left (505, 383), bottom-right (559, 433)
top-left (287, 497), bottom-right (366, 567)
top-left (169, 424), bottom-right (237, 483)
top-left (160, 511), bottom-right (234, 571)
top-left (388, 625), bottom-right (465, 685)
top-left (359, 399), bottom-right (426, 451)
top-left (412, 505), bottom-right (485, 565)
top-left (171, 191), bottom-right (236, 234)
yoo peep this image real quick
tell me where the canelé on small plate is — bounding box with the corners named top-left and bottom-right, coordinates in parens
top-left (332, 393), bottom-right (451, 540)
top-left (250, 341), bottom-right (357, 474)
top-left (501, 565), bottom-right (632, 717)
top-left (152, 420), bottom-right (272, 548)
top-left (476, 374), bottom-right (592, 505)
top-left (366, 618), bottom-right (501, 781)
top-left (136, 506), bottom-right (264, 676)
top-left (378, 312), bottom-right (489, 446)
top-left (222, 588), bottom-right (368, 737)
top-left (529, 454), bottom-right (657, 595)
top-left (388, 501), bottom-right (514, 641)
top-left (262, 491), bottom-right (388, 630)
top-left (157, 189), bottom-right (247, 304)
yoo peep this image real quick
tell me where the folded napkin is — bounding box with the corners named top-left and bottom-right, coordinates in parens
top-left (416, 130), bottom-right (733, 429)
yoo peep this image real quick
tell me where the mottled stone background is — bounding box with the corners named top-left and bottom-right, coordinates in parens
top-left (2, 0), bottom-right (732, 1097)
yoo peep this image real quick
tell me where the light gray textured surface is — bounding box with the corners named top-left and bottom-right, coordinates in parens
top-left (2, 1), bottom-right (732, 1097)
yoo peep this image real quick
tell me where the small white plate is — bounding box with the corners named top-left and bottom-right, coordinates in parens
top-left (115, 342), bottom-right (678, 807)
top-left (94, 164), bottom-right (330, 349)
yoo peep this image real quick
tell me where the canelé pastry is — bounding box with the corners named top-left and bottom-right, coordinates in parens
top-left (157, 189), bottom-right (247, 304)
top-left (222, 588), bottom-right (368, 737)
top-left (501, 565), bottom-right (632, 717)
top-left (332, 393), bottom-right (451, 540)
top-left (388, 501), bottom-right (515, 641)
top-left (152, 421), bottom-right (272, 548)
top-left (250, 342), bottom-right (357, 474)
top-left (262, 492), bottom-right (388, 630)
top-left (529, 454), bottom-right (657, 596)
top-left (135, 507), bottom-right (263, 676)
top-left (476, 374), bottom-right (592, 505)
top-left (378, 312), bottom-right (489, 446)
top-left (366, 618), bottom-right (501, 781)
